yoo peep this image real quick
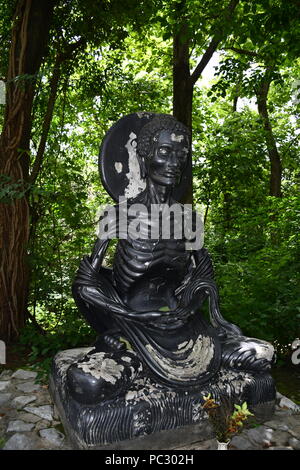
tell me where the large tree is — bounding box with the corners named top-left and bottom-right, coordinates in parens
top-left (172, 0), bottom-right (240, 129)
top-left (163, 0), bottom-right (241, 202)
top-left (0, 0), bottom-right (55, 342)
top-left (211, 0), bottom-right (300, 197)
top-left (0, 0), bottom-right (156, 342)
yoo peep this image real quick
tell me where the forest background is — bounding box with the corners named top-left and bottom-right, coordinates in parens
top-left (0, 0), bottom-right (299, 389)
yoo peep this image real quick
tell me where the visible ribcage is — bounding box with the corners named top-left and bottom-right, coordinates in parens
top-left (112, 238), bottom-right (189, 295)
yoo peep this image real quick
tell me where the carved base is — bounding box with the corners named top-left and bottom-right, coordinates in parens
top-left (49, 348), bottom-right (276, 450)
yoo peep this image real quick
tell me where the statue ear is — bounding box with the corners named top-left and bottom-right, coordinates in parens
top-left (139, 156), bottom-right (147, 179)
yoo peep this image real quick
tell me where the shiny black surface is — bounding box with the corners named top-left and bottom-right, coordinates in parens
top-left (70, 113), bottom-right (275, 397)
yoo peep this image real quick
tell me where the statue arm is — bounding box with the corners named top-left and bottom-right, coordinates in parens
top-left (74, 242), bottom-right (241, 334)
top-left (175, 248), bottom-right (243, 337)
top-left (74, 241), bottom-right (176, 328)
top-left (74, 219), bottom-right (199, 331)
top-left (90, 237), bottom-right (110, 270)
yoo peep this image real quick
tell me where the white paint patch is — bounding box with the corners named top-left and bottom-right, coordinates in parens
top-left (121, 356), bottom-right (132, 363)
top-left (218, 367), bottom-right (254, 396)
top-left (171, 133), bottom-right (184, 142)
top-left (124, 132), bottom-right (146, 199)
top-left (0, 80), bottom-right (5, 105)
top-left (145, 335), bottom-right (215, 381)
top-left (239, 339), bottom-right (275, 362)
top-left (114, 162), bottom-right (123, 173)
top-left (55, 348), bottom-right (93, 376)
top-left (177, 341), bottom-right (189, 350)
top-left (136, 112), bottom-right (152, 119)
top-left (192, 403), bottom-right (204, 423)
top-left (77, 352), bottom-right (124, 384)
top-left (125, 380), bottom-right (177, 404)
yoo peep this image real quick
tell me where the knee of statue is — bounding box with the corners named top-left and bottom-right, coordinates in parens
top-left (220, 335), bottom-right (276, 372)
top-left (66, 349), bottom-right (143, 404)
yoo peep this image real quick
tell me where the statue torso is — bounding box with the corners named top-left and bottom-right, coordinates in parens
top-left (111, 195), bottom-right (192, 311)
top-left (113, 237), bottom-right (191, 311)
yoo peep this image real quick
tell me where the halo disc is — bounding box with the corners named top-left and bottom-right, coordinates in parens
top-left (99, 112), bottom-right (190, 202)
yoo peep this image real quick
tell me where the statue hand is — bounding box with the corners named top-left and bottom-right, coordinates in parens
top-left (145, 307), bottom-right (192, 330)
top-left (73, 256), bottom-right (98, 287)
top-left (126, 311), bottom-right (164, 322)
top-left (185, 297), bottom-right (202, 315)
top-left (124, 310), bottom-right (183, 331)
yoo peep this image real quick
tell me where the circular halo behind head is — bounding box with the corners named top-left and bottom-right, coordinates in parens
top-left (99, 112), bottom-right (191, 202)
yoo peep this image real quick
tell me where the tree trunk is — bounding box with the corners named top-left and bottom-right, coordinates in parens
top-left (172, 1), bottom-right (240, 204)
top-left (233, 96), bottom-right (238, 112)
top-left (0, 0), bottom-right (54, 343)
top-left (256, 73), bottom-right (282, 197)
top-left (172, 22), bottom-right (193, 204)
top-left (173, 24), bottom-right (193, 129)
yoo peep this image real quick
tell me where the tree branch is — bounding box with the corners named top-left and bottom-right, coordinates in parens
top-left (25, 308), bottom-right (46, 335)
top-left (256, 66), bottom-right (282, 197)
top-left (190, 36), bottom-right (221, 85)
top-left (224, 46), bottom-right (259, 57)
top-left (190, 0), bottom-right (240, 85)
top-left (29, 56), bottom-right (61, 185)
top-left (29, 38), bottom-right (85, 185)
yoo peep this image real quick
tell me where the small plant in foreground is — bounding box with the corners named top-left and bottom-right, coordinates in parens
top-left (202, 394), bottom-right (254, 443)
top-left (0, 437), bottom-right (7, 449)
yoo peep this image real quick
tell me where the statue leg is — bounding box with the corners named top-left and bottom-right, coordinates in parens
top-left (72, 282), bottom-right (117, 335)
top-left (72, 276), bottom-right (129, 352)
top-left (220, 335), bottom-right (276, 372)
top-left (69, 276), bottom-right (144, 403)
top-left (66, 348), bottom-right (143, 404)
top-left (179, 277), bottom-right (275, 371)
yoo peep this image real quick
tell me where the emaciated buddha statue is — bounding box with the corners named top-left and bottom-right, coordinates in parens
top-left (50, 113), bottom-right (276, 449)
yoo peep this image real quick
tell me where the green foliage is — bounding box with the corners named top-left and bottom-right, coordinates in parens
top-left (193, 97), bottom-right (300, 350)
top-left (0, 0), bottom-right (15, 77)
top-left (1, 0), bottom-right (299, 369)
top-left (202, 394), bottom-right (254, 442)
top-left (0, 175), bottom-right (30, 202)
top-left (0, 436), bottom-right (7, 449)
top-left (212, 196), bottom-right (300, 347)
top-left (19, 309), bottom-right (96, 382)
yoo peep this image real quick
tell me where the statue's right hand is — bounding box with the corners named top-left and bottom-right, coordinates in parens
top-left (73, 256), bottom-right (101, 290)
top-left (126, 311), bottom-right (164, 322)
top-left (130, 307), bottom-right (191, 330)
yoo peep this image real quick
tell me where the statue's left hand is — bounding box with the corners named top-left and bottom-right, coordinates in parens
top-left (145, 307), bottom-right (193, 330)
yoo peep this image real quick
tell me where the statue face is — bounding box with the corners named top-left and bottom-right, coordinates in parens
top-left (147, 129), bottom-right (189, 187)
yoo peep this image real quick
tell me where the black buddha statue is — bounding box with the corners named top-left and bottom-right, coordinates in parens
top-left (50, 113), bottom-right (276, 449)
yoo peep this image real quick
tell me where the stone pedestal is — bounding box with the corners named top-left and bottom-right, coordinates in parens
top-left (49, 348), bottom-right (276, 450)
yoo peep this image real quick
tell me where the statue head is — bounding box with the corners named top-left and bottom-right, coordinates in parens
top-left (137, 115), bottom-right (190, 187)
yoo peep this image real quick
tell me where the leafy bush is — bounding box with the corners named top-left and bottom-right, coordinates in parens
top-left (19, 306), bottom-right (96, 382)
top-left (205, 196), bottom-right (300, 351)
